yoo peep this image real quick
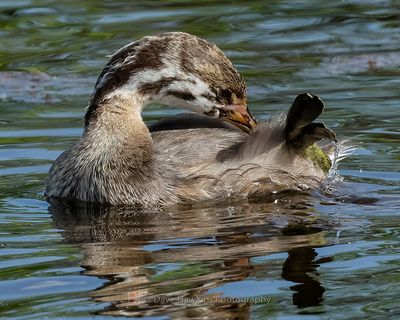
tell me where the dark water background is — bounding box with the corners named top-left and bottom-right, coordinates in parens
top-left (1, 0), bottom-right (400, 319)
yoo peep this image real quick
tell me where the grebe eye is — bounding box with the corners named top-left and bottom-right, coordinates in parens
top-left (219, 89), bottom-right (232, 103)
top-left (218, 109), bottom-right (227, 118)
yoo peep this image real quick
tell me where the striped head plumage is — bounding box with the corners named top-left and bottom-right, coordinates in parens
top-left (85, 32), bottom-right (256, 131)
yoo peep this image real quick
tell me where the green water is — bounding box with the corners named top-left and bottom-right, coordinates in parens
top-left (1, 1), bottom-right (400, 319)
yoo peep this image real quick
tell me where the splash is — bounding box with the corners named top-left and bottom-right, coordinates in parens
top-left (323, 140), bottom-right (356, 194)
top-left (328, 141), bottom-right (341, 182)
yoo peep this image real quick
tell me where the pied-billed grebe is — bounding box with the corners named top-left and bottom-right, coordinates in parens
top-left (46, 32), bottom-right (336, 207)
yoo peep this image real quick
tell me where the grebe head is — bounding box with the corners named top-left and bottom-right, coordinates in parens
top-left (85, 32), bottom-right (256, 131)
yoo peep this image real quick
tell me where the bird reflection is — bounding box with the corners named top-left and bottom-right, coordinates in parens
top-left (49, 194), bottom-right (334, 318)
top-left (282, 247), bottom-right (329, 308)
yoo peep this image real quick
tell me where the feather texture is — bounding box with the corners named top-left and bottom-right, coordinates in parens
top-left (45, 33), bottom-right (338, 207)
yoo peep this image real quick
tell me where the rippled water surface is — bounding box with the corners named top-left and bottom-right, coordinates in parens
top-left (1, 1), bottom-right (400, 319)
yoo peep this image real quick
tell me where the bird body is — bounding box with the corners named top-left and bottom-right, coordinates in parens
top-left (46, 32), bottom-right (336, 207)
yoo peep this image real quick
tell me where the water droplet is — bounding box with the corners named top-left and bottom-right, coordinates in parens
top-left (324, 141), bottom-right (341, 193)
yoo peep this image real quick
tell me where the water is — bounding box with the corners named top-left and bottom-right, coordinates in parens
top-left (1, 1), bottom-right (399, 319)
